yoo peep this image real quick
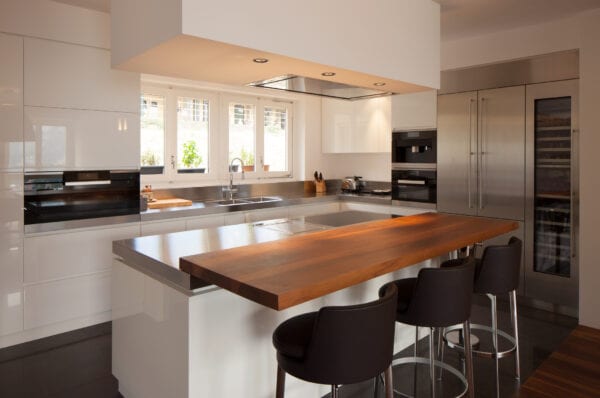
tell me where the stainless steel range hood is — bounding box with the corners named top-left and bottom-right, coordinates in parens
top-left (249, 75), bottom-right (392, 101)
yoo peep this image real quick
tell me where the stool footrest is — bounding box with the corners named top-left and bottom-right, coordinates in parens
top-left (391, 356), bottom-right (469, 398)
top-left (444, 323), bottom-right (517, 359)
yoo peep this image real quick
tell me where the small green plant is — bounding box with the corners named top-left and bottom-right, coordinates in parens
top-left (240, 147), bottom-right (254, 166)
top-left (141, 150), bottom-right (159, 166)
top-left (181, 140), bottom-right (203, 168)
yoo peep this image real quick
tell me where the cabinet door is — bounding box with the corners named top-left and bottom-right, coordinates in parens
top-left (245, 207), bottom-right (289, 223)
top-left (477, 86), bottom-right (525, 220)
top-left (0, 172), bottom-right (23, 336)
top-left (141, 219), bottom-right (187, 236)
top-left (0, 33), bottom-right (23, 172)
top-left (24, 38), bottom-right (139, 113)
top-left (186, 214), bottom-right (224, 230)
top-left (391, 90), bottom-right (437, 130)
top-left (322, 97), bottom-right (391, 153)
top-left (24, 106), bottom-right (140, 171)
top-left (437, 91), bottom-right (478, 216)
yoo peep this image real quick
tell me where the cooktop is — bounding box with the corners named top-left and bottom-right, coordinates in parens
top-left (303, 210), bottom-right (396, 227)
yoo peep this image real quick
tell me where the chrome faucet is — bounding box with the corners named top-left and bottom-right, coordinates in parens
top-left (223, 157), bottom-right (245, 200)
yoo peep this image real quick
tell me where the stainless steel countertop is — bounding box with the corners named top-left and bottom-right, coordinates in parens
top-left (112, 211), bottom-right (396, 296)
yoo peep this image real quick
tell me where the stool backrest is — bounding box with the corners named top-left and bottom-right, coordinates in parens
top-left (303, 283), bottom-right (398, 385)
top-left (407, 258), bottom-right (476, 327)
top-left (475, 236), bottom-right (522, 295)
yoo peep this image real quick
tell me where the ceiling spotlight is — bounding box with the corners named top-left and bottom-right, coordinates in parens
top-left (253, 58), bottom-right (269, 64)
top-left (373, 82), bottom-right (386, 87)
top-left (321, 72), bottom-right (336, 77)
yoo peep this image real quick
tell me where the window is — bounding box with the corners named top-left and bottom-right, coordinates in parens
top-left (177, 97), bottom-right (209, 173)
top-left (140, 94), bottom-right (165, 173)
top-left (141, 83), bottom-right (292, 183)
top-left (225, 96), bottom-right (292, 178)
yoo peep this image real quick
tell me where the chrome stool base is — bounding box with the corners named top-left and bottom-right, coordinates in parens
top-left (444, 324), bottom-right (517, 359)
top-left (391, 356), bottom-right (469, 398)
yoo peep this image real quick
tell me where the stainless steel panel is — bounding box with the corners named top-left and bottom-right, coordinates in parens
top-left (440, 50), bottom-right (579, 95)
top-left (477, 86), bottom-right (525, 220)
top-left (524, 80), bottom-right (579, 311)
top-left (437, 91), bottom-right (478, 215)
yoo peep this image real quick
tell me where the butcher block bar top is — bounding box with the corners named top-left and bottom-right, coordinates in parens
top-left (180, 213), bottom-right (518, 310)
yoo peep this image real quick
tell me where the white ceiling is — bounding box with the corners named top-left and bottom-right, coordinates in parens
top-left (52, 0), bottom-right (600, 41)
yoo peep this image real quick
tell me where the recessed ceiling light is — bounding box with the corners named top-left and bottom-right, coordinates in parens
top-left (373, 82), bottom-right (386, 87)
top-left (321, 72), bottom-right (336, 77)
top-left (253, 58), bottom-right (269, 64)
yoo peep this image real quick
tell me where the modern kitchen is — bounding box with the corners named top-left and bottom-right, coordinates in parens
top-left (1, 0), bottom-right (600, 397)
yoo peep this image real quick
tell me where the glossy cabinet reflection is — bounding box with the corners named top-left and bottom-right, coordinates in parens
top-left (0, 173), bottom-right (24, 336)
top-left (0, 33), bottom-right (23, 172)
top-left (24, 107), bottom-right (140, 170)
top-left (391, 90), bottom-right (437, 130)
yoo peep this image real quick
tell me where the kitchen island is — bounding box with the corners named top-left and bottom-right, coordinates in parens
top-left (112, 211), bottom-right (516, 398)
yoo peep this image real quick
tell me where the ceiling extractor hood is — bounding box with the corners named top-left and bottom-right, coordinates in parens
top-left (249, 75), bottom-right (392, 101)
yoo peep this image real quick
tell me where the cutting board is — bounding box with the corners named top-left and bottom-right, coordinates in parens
top-left (147, 198), bottom-right (193, 209)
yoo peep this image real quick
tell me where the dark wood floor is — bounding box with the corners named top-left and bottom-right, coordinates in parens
top-left (0, 295), bottom-right (578, 398)
top-left (518, 325), bottom-right (600, 398)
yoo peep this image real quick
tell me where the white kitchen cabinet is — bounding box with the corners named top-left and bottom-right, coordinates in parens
top-left (0, 33), bottom-right (23, 172)
top-left (223, 212), bottom-right (247, 226)
top-left (185, 214), bottom-right (225, 230)
top-left (391, 90), bottom-right (437, 130)
top-left (24, 223), bottom-right (140, 284)
top-left (322, 96), bottom-right (391, 153)
top-left (24, 270), bottom-right (111, 330)
top-left (141, 219), bottom-right (187, 236)
top-left (0, 173), bottom-right (23, 336)
top-left (24, 106), bottom-right (140, 171)
top-left (287, 202), bottom-right (340, 217)
top-left (24, 37), bottom-right (139, 113)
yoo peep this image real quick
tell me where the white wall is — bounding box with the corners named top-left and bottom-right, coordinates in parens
top-left (440, 8), bottom-right (600, 328)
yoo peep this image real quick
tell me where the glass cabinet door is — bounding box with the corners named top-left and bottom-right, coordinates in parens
top-left (533, 97), bottom-right (572, 277)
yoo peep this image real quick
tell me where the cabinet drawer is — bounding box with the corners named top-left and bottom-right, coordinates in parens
top-left (24, 271), bottom-right (111, 330)
top-left (24, 224), bottom-right (140, 283)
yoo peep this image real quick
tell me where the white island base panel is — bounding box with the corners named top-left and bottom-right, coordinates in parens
top-left (112, 258), bottom-right (435, 398)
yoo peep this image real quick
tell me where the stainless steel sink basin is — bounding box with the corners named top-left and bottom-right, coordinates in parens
top-left (213, 199), bottom-right (252, 206)
top-left (211, 196), bottom-right (281, 206)
top-left (241, 196), bottom-right (281, 203)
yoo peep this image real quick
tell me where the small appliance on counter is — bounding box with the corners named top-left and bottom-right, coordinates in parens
top-left (341, 176), bottom-right (366, 193)
top-left (24, 170), bottom-right (140, 228)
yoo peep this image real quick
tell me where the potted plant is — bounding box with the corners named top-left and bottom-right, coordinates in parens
top-left (180, 140), bottom-right (205, 173)
top-left (141, 150), bottom-right (164, 174)
top-left (240, 148), bottom-right (255, 172)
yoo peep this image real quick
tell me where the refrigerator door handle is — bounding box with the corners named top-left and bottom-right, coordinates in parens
top-left (479, 97), bottom-right (486, 210)
top-left (468, 99), bottom-right (475, 209)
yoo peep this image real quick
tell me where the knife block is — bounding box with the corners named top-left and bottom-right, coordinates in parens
top-left (315, 180), bottom-right (326, 194)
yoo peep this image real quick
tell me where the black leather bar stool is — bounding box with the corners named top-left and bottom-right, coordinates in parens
top-left (272, 283), bottom-right (398, 398)
top-left (379, 258), bottom-right (476, 398)
top-left (442, 237), bottom-right (522, 398)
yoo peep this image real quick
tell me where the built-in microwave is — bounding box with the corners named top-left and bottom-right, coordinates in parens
top-left (392, 129), bottom-right (437, 169)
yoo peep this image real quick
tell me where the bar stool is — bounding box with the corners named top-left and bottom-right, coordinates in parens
top-left (272, 283), bottom-right (398, 398)
top-left (442, 237), bottom-right (522, 398)
top-left (379, 258), bottom-right (476, 398)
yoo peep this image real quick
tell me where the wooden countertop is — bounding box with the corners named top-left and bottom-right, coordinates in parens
top-left (180, 213), bottom-right (518, 310)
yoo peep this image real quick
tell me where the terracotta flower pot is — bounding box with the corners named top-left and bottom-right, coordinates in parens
top-left (242, 165), bottom-right (255, 172)
top-left (263, 165), bottom-right (270, 172)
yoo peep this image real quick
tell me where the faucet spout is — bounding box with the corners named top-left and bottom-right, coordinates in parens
top-left (224, 157), bottom-right (245, 200)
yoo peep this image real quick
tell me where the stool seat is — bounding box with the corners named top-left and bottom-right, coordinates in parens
top-left (272, 283), bottom-right (398, 398)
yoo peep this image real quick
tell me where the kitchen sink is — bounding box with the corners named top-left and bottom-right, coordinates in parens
top-left (241, 196), bottom-right (281, 203)
top-left (211, 196), bottom-right (282, 206)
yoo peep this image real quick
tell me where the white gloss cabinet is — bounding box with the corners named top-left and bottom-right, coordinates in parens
top-left (24, 37), bottom-right (139, 113)
top-left (322, 96), bottom-right (391, 153)
top-left (24, 106), bottom-right (140, 170)
top-left (0, 173), bottom-right (24, 336)
top-left (0, 33), bottom-right (23, 172)
top-left (391, 90), bottom-right (437, 130)
top-left (24, 224), bottom-right (141, 283)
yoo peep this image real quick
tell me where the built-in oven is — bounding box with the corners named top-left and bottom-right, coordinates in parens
top-left (392, 129), bottom-right (437, 169)
top-left (391, 168), bottom-right (436, 208)
top-left (24, 170), bottom-right (140, 230)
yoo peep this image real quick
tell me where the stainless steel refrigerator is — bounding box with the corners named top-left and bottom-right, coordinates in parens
top-left (437, 81), bottom-right (579, 313)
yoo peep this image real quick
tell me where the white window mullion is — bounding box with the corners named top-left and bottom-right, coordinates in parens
top-left (165, 89), bottom-right (178, 182)
top-left (255, 100), bottom-right (266, 178)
